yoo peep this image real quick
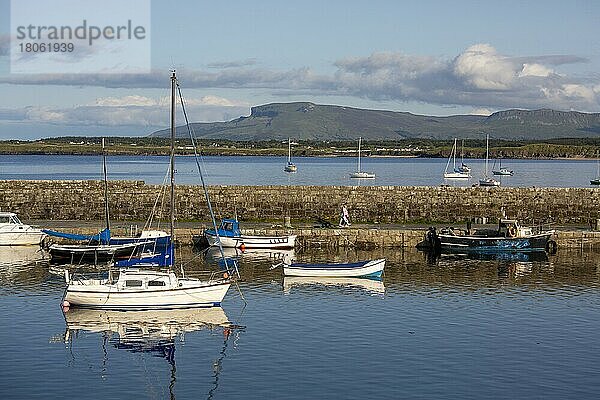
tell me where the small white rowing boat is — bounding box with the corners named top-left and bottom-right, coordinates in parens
top-left (282, 258), bottom-right (385, 278)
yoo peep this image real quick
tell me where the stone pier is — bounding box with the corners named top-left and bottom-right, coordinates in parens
top-left (1, 180), bottom-right (599, 249)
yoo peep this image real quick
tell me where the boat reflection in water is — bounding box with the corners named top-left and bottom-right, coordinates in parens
top-left (283, 276), bottom-right (385, 295)
top-left (434, 250), bottom-right (549, 263)
top-left (62, 307), bottom-right (244, 398)
top-left (0, 245), bottom-right (47, 267)
top-left (203, 246), bottom-right (296, 267)
top-left (420, 248), bottom-right (550, 280)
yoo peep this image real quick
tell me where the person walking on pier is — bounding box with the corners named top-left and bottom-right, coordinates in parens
top-left (339, 204), bottom-right (351, 227)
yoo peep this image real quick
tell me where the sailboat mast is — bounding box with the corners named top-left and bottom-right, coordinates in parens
top-left (357, 137), bottom-right (362, 172)
top-left (170, 71), bottom-right (176, 243)
top-left (102, 138), bottom-right (110, 233)
top-left (453, 138), bottom-right (457, 169)
top-left (485, 133), bottom-right (489, 177)
top-left (288, 138), bottom-right (291, 163)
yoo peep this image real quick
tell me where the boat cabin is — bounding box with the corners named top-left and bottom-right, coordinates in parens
top-left (498, 219), bottom-right (532, 238)
top-left (213, 219), bottom-right (242, 238)
top-left (117, 270), bottom-right (178, 290)
top-left (0, 212), bottom-right (23, 226)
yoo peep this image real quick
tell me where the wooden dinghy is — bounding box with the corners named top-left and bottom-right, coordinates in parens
top-left (283, 258), bottom-right (385, 278)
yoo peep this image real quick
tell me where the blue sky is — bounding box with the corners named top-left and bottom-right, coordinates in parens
top-left (0, 0), bottom-right (599, 138)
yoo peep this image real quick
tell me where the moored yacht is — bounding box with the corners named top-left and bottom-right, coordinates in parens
top-left (62, 71), bottom-right (234, 311)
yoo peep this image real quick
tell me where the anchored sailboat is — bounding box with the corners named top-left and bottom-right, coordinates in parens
top-left (591, 156), bottom-right (600, 185)
top-left (284, 138), bottom-right (297, 172)
top-left (47, 138), bottom-right (151, 264)
top-left (62, 71), bottom-right (234, 310)
top-left (456, 139), bottom-right (471, 173)
top-left (492, 157), bottom-right (514, 176)
top-left (349, 137), bottom-right (375, 179)
top-left (479, 133), bottom-right (500, 187)
top-left (444, 138), bottom-right (470, 179)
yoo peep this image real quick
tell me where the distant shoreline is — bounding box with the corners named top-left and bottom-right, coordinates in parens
top-left (1, 137), bottom-right (599, 159)
top-left (1, 151), bottom-right (600, 161)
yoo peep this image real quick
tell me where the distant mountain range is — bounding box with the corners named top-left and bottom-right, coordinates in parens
top-left (150, 102), bottom-right (600, 140)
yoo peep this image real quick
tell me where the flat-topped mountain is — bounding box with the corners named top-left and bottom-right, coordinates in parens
top-left (150, 102), bottom-right (600, 140)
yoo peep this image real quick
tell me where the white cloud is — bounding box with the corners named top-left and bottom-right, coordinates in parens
top-left (453, 44), bottom-right (516, 90)
top-left (95, 95), bottom-right (157, 107)
top-left (0, 44), bottom-right (597, 113)
top-left (541, 84), bottom-right (597, 107)
top-left (470, 108), bottom-right (494, 116)
top-left (519, 63), bottom-right (554, 78)
top-left (0, 95), bottom-right (251, 128)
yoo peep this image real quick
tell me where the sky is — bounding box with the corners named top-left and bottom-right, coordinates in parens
top-left (0, 0), bottom-right (599, 139)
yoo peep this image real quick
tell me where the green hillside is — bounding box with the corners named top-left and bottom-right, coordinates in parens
top-left (150, 102), bottom-right (600, 140)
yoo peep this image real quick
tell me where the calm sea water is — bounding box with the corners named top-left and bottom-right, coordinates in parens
top-left (1, 246), bottom-right (600, 399)
top-left (1, 154), bottom-right (599, 187)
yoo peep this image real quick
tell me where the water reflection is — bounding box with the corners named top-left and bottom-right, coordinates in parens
top-left (432, 250), bottom-right (549, 263)
top-left (62, 307), bottom-right (244, 399)
top-left (0, 245), bottom-right (47, 267)
top-left (283, 276), bottom-right (385, 294)
top-left (0, 246), bottom-right (50, 290)
top-left (201, 246), bottom-right (295, 265)
top-left (4, 245), bottom-right (600, 399)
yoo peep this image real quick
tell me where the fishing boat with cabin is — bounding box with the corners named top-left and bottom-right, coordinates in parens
top-left (0, 212), bottom-right (46, 246)
top-left (204, 218), bottom-right (296, 249)
top-left (424, 217), bottom-right (556, 253)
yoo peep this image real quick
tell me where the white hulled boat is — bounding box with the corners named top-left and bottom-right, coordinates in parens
top-left (492, 157), bottom-right (514, 176)
top-left (284, 138), bottom-right (297, 172)
top-left (204, 218), bottom-right (296, 249)
top-left (479, 133), bottom-right (500, 187)
top-left (283, 258), bottom-right (385, 278)
top-left (591, 157), bottom-right (600, 185)
top-left (62, 71), bottom-right (233, 311)
top-left (64, 268), bottom-right (231, 310)
top-left (444, 138), bottom-right (470, 179)
top-left (349, 137), bottom-right (375, 179)
top-left (0, 212), bottom-right (46, 245)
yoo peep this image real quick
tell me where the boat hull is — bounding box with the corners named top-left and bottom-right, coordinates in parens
top-left (0, 230), bottom-right (46, 246)
top-left (479, 179), bottom-right (500, 187)
top-left (437, 232), bottom-right (553, 252)
top-left (284, 258), bottom-right (385, 278)
top-left (205, 231), bottom-right (296, 249)
top-left (64, 280), bottom-right (231, 311)
top-left (0, 213), bottom-right (46, 246)
top-left (444, 172), bottom-right (470, 179)
top-left (350, 172), bottom-right (375, 179)
top-left (109, 236), bottom-right (170, 246)
top-left (49, 242), bottom-right (142, 264)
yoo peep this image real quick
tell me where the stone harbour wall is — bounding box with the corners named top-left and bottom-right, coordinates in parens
top-left (1, 180), bottom-right (599, 226)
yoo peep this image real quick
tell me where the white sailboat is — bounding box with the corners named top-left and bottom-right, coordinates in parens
top-left (479, 133), bottom-right (500, 187)
top-left (492, 157), bottom-right (514, 176)
top-left (349, 137), bottom-right (375, 179)
top-left (457, 139), bottom-right (471, 173)
top-left (284, 138), bottom-right (297, 172)
top-left (592, 156), bottom-right (600, 185)
top-left (444, 138), bottom-right (470, 179)
top-left (62, 71), bottom-right (233, 311)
